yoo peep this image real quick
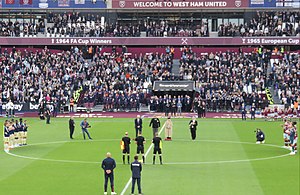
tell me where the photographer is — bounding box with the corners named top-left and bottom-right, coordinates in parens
top-left (255, 129), bottom-right (265, 144)
top-left (80, 118), bottom-right (92, 140)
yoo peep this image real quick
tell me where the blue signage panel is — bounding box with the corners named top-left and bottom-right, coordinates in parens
top-left (249, 0), bottom-right (276, 7)
top-left (1, 0), bottom-right (107, 9)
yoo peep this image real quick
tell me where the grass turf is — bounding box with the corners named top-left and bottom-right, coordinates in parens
top-left (0, 117), bottom-right (299, 195)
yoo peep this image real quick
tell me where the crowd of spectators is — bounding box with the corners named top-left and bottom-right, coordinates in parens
top-left (271, 53), bottom-right (300, 109)
top-left (1, 11), bottom-right (299, 38)
top-left (79, 50), bottom-right (174, 111)
top-left (218, 11), bottom-right (300, 37)
top-left (0, 45), bottom-right (177, 113)
top-left (175, 48), bottom-right (271, 111)
top-left (47, 12), bottom-right (209, 37)
top-left (0, 20), bottom-right (45, 37)
top-left (0, 46), bottom-right (84, 113)
top-left (2, 44), bottom-right (298, 114)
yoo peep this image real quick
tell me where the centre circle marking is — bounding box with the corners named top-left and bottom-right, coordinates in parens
top-left (5, 139), bottom-right (291, 165)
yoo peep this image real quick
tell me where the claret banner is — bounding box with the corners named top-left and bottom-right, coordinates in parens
top-left (112, 0), bottom-right (249, 9)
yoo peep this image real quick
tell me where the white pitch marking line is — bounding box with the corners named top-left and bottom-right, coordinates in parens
top-left (120, 123), bottom-right (166, 195)
top-left (5, 138), bottom-right (291, 165)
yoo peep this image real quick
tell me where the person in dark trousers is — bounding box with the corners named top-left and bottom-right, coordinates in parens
top-left (241, 103), bottom-right (247, 120)
top-left (134, 115), bottom-right (143, 138)
top-left (69, 117), bottom-right (75, 139)
top-left (250, 103), bottom-right (256, 120)
top-left (189, 117), bottom-right (198, 140)
top-left (149, 115), bottom-right (160, 138)
top-left (45, 106), bottom-right (51, 124)
top-left (152, 133), bottom-right (163, 165)
top-left (121, 132), bottom-right (131, 164)
top-left (131, 155), bottom-right (142, 195)
top-left (80, 118), bottom-right (92, 140)
top-left (255, 128), bottom-right (265, 144)
top-left (135, 132), bottom-right (146, 164)
top-left (101, 152), bottom-right (117, 195)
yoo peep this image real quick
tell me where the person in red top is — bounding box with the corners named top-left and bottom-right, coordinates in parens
top-left (281, 119), bottom-right (290, 148)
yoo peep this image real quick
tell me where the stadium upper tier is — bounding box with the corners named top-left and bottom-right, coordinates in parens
top-left (0, 11), bottom-right (299, 38)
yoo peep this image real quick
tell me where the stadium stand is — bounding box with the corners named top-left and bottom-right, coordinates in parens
top-left (218, 11), bottom-right (300, 37)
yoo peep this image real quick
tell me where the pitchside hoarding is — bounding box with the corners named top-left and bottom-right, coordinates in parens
top-left (0, 37), bottom-right (299, 46)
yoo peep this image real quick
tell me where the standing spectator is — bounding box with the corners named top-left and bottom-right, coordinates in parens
top-left (0, 99), bottom-right (2, 116)
top-left (164, 116), bottom-right (173, 141)
top-left (131, 155), bottom-right (143, 195)
top-left (152, 133), bottom-right (163, 165)
top-left (250, 103), bottom-right (256, 120)
top-left (189, 117), bottom-right (198, 140)
top-left (149, 115), bottom-right (161, 138)
top-left (80, 118), bottom-right (92, 140)
top-left (121, 132), bottom-right (131, 165)
top-left (69, 97), bottom-right (75, 112)
top-left (101, 152), bottom-right (117, 195)
top-left (177, 100), bottom-right (182, 116)
top-left (45, 105), bottom-right (51, 124)
top-left (134, 115), bottom-right (143, 138)
top-left (241, 103), bottom-right (247, 120)
top-left (69, 117), bottom-right (75, 139)
top-left (6, 100), bottom-right (14, 118)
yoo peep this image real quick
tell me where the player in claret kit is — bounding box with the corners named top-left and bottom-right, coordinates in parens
top-left (282, 119), bottom-right (290, 149)
top-left (289, 122), bottom-right (297, 155)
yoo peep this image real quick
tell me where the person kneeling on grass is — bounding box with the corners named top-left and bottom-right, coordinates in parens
top-left (255, 129), bottom-right (265, 144)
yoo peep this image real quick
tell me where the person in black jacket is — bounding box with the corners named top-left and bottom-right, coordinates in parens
top-left (121, 132), bottom-right (131, 164)
top-left (131, 155), bottom-right (142, 195)
top-left (255, 129), bottom-right (265, 144)
top-left (69, 117), bottom-right (75, 139)
top-left (189, 117), bottom-right (198, 140)
top-left (149, 115), bottom-right (160, 138)
top-left (101, 152), bottom-right (117, 195)
top-left (45, 105), bottom-right (51, 124)
top-left (134, 115), bottom-right (143, 138)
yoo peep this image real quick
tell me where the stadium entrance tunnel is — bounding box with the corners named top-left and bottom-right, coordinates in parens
top-left (152, 81), bottom-right (196, 97)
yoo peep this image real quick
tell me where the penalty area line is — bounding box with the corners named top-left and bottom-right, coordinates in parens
top-left (120, 123), bottom-right (166, 195)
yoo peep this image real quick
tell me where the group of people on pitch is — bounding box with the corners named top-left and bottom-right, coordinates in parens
top-left (3, 118), bottom-right (28, 152)
top-left (101, 116), bottom-right (164, 195)
top-left (282, 120), bottom-right (298, 155)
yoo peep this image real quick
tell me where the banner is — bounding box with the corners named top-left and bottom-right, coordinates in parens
top-left (58, 0), bottom-right (70, 7)
top-left (250, 0), bottom-right (276, 7)
top-left (75, 0), bottom-right (85, 4)
top-left (1, 0), bottom-right (106, 8)
top-left (265, 89), bottom-right (274, 105)
top-left (19, 0), bottom-right (32, 5)
top-left (153, 81), bottom-right (195, 91)
top-left (112, 0), bottom-right (249, 8)
top-left (5, 0), bottom-right (15, 4)
top-left (0, 37), bottom-right (299, 46)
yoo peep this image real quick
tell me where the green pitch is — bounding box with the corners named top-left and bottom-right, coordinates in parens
top-left (0, 117), bottom-right (299, 195)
